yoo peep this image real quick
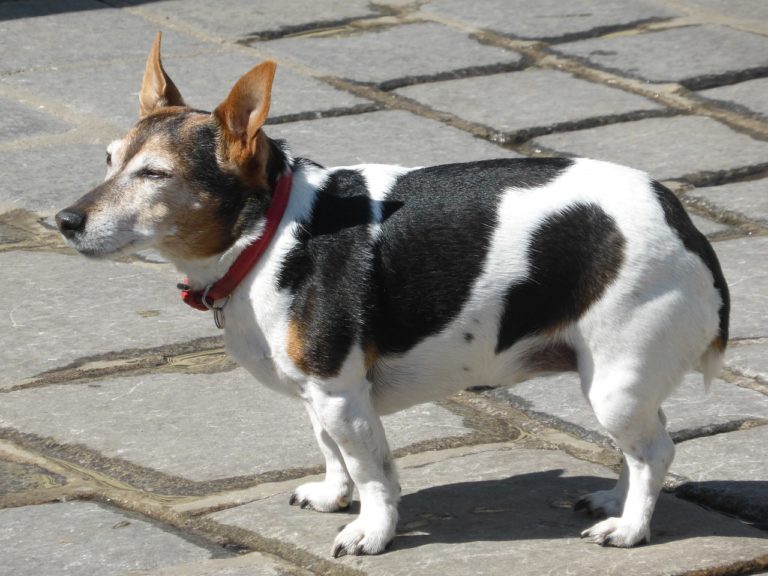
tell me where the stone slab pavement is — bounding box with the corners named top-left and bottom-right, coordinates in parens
top-left (1, 1), bottom-right (766, 575)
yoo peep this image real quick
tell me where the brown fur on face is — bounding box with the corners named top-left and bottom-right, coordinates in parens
top-left (58, 37), bottom-right (281, 262)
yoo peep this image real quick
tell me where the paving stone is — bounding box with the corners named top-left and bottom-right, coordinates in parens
top-left (395, 69), bottom-right (662, 134)
top-left (533, 115), bottom-right (768, 181)
top-left (1, 143), bottom-right (115, 214)
top-left (123, 553), bottom-right (305, 576)
top-left (211, 443), bottom-right (768, 575)
top-left (488, 374), bottom-right (768, 445)
top-left (121, 0), bottom-right (379, 40)
top-left (261, 22), bottom-right (522, 85)
top-left (554, 25), bottom-right (768, 86)
top-left (0, 252), bottom-right (219, 389)
top-left (713, 236), bottom-right (768, 339)
top-left (0, 96), bottom-right (71, 142)
top-left (698, 77), bottom-right (768, 119)
top-left (678, 0), bottom-right (768, 21)
top-left (269, 110), bottom-right (520, 167)
top-left (423, 0), bottom-right (680, 42)
top-left (3, 51), bottom-right (368, 131)
top-left (0, 459), bottom-right (65, 496)
top-left (0, 0), bottom-right (206, 74)
top-left (0, 501), bottom-right (217, 576)
top-left (725, 341), bottom-right (768, 382)
top-left (687, 178), bottom-right (768, 226)
top-left (672, 426), bottom-right (768, 523)
top-left (0, 369), bottom-right (471, 482)
top-left (690, 213), bottom-right (729, 237)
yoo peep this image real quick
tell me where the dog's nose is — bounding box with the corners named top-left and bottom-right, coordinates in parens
top-left (55, 208), bottom-right (87, 238)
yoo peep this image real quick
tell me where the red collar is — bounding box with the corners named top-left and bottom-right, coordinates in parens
top-left (179, 171), bottom-right (292, 312)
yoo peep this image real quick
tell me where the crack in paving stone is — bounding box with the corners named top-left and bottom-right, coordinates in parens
top-left (472, 16), bottom-right (677, 46)
top-left (188, 517), bottom-right (366, 576)
top-left (376, 59), bottom-right (532, 91)
top-left (672, 554), bottom-right (768, 576)
top-left (3, 336), bottom-right (232, 391)
top-left (237, 9), bottom-right (396, 43)
top-left (679, 65), bottom-right (768, 92)
top-left (0, 427), bottom-right (325, 498)
top-left (500, 108), bottom-right (678, 145)
top-left (266, 102), bottom-right (384, 125)
top-left (671, 419), bottom-right (768, 444)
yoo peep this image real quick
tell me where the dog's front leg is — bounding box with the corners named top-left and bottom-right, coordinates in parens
top-left (290, 402), bottom-right (354, 512)
top-left (303, 379), bottom-right (399, 557)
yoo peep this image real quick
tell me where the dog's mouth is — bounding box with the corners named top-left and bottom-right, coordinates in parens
top-left (56, 208), bottom-right (148, 259)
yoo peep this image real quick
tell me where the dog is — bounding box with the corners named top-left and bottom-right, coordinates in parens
top-left (56, 34), bottom-right (729, 556)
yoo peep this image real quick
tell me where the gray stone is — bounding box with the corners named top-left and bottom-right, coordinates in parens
top-left (395, 69), bottom-right (662, 134)
top-left (3, 51), bottom-right (368, 132)
top-left (211, 443), bottom-right (768, 574)
top-left (423, 0), bottom-right (680, 41)
top-left (725, 340), bottom-right (768, 382)
top-left (687, 178), bottom-right (768, 226)
top-left (677, 0), bottom-right (768, 21)
top-left (0, 252), bottom-right (219, 388)
top-left (0, 369), bottom-right (470, 482)
top-left (0, 143), bottom-right (115, 214)
top-left (690, 213), bottom-right (729, 237)
top-left (269, 110), bottom-right (521, 167)
top-left (121, 0), bottom-right (379, 40)
top-left (672, 426), bottom-right (768, 522)
top-left (699, 77), bottom-right (768, 119)
top-left (488, 373), bottom-right (768, 444)
top-left (0, 96), bottom-right (71, 142)
top-left (123, 553), bottom-right (304, 576)
top-left (261, 22), bottom-right (522, 85)
top-left (713, 236), bottom-right (768, 339)
top-left (555, 25), bottom-right (768, 85)
top-left (533, 116), bottom-right (768, 181)
top-left (0, 459), bottom-right (65, 496)
top-left (0, 0), bottom-right (206, 74)
top-left (0, 501), bottom-right (215, 576)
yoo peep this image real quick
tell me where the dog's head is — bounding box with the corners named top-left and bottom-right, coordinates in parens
top-left (56, 33), bottom-right (279, 262)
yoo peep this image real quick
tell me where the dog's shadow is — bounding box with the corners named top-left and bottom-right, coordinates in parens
top-left (356, 470), bottom-right (768, 552)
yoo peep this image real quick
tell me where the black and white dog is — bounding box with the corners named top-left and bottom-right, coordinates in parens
top-left (56, 35), bottom-right (729, 556)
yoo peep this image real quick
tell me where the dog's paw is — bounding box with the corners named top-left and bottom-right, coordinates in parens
top-left (331, 509), bottom-right (397, 557)
top-left (580, 517), bottom-right (650, 547)
top-left (574, 489), bottom-right (624, 518)
top-left (289, 480), bottom-right (352, 513)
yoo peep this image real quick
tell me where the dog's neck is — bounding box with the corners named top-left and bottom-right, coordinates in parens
top-left (171, 138), bottom-right (294, 291)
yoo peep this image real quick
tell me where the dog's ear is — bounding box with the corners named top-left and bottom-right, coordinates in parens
top-left (139, 32), bottom-right (185, 118)
top-left (214, 61), bottom-right (277, 159)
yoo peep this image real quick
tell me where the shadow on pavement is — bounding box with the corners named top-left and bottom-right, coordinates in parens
top-left (384, 470), bottom-right (766, 552)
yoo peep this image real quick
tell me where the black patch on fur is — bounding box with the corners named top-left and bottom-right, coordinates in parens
top-left (496, 203), bottom-right (625, 353)
top-left (651, 181), bottom-right (730, 345)
top-left (279, 158), bottom-right (574, 375)
top-left (278, 169), bottom-right (373, 377)
top-left (464, 332), bottom-right (475, 342)
top-left (369, 158), bottom-right (574, 355)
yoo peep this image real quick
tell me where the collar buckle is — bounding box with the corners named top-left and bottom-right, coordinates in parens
top-left (202, 285), bottom-right (229, 330)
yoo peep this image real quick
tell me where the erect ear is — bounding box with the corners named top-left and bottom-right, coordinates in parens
top-left (213, 60), bottom-right (277, 159)
top-left (139, 32), bottom-right (185, 118)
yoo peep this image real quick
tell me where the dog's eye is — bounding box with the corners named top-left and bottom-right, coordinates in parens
top-left (137, 167), bottom-right (172, 180)
top-left (106, 151), bottom-right (112, 166)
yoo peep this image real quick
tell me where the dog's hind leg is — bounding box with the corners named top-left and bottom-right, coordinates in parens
top-left (579, 363), bottom-right (676, 547)
top-left (289, 402), bottom-right (354, 512)
top-left (303, 378), bottom-right (400, 557)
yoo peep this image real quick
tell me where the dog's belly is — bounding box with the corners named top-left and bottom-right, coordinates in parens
top-left (369, 328), bottom-right (575, 414)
